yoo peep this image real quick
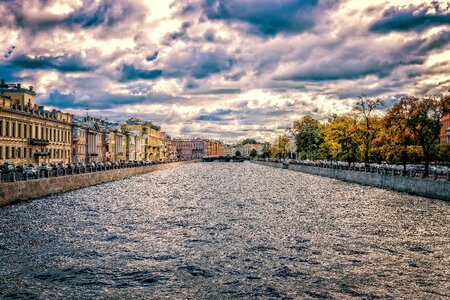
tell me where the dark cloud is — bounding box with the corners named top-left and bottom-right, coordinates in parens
top-left (5, 53), bottom-right (96, 72)
top-left (224, 71), bottom-right (246, 81)
top-left (200, 0), bottom-right (336, 36)
top-left (41, 89), bottom-right (179, 109)
top-left (161, 21), bottom-right (192, 45)
top-left (118, 64), bottom-right (163, 82)
top-left (165, 48), bottom-right (235, 79)
top-left (146, 50), bottom-right (159, 62)
top-left (188, 88), bottom-right (242, 95)
top-left (193, 108), bottom-right (233, 121)
top-left (203, 29), bottom-right (216, 41)
top-left (370, 3), bottom-right (450, 33)
top-left (2, 0), bottom-right (145, 32)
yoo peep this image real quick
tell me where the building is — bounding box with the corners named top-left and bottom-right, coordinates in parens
top-left (224, 144), bottom-right (236, 156)
top-left (440, 114), bottom-right (450, 144)
top-left (236, 143), bottom-right (263, 157)
top-left (172, 138), bottom-right (224, 159)
top-left (0, 80), bottom-right (72, 165)
top-left (122, 118), bottom-right (162, 160)
top-left (104, 122), bottom-right (125, 162)
top-left (72, 116), bottom-right (107, 163)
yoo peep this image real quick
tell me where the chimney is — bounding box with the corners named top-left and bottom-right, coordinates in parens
top-left (17, 83), bottom-right (21, 89)
top-left (29, 86), bottom-right (33, 91)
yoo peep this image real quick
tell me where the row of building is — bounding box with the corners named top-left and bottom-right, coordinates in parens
top-left (0, 81), bottom-right (224, 165)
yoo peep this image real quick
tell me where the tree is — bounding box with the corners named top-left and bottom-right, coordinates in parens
top-left (269, 134), bottom-right (290, 159)
top-left (249, 149), bottom-right (258, 157)
top-left (290, 116), bottom-right (324, 160)
top-left (240, 138), bottom-right (258, 145)
top-left (433, 143), bottom-right (450, 165)
top-left (386, 95), bottom-right (450, 175)
top-left (235, 150), bottom-right (242, 157)
top-left (353, 95), bottom-right (384, 164)
top-left (373, 118), bottom-right (418, 171)
top-left (321, 114), bottom-right (361, 165)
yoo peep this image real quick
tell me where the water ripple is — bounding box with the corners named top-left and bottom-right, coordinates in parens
top-left (1, 162), bottom-right (449, 299)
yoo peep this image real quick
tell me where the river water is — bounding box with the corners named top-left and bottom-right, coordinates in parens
top-left (0, 162), bottom-right (449, 299)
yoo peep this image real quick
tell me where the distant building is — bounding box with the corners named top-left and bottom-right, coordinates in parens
top-left (440, 114), bottom-right (450, 144)
top-left (224, 144), bottom-right (236, 156)
top-left (172, 138), bottom-right (224, 159)
top-left (0, 80), bottom-right (72, 165)
top-left (72, 116), bottom-right (106, 163)
top-left (237, 143), bottom-right (263, 157)
top-left (122, 118), bottom-right (163, 160)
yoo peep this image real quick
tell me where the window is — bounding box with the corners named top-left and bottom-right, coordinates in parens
top-left (12, 122), bottom-right (16, 138)
top-left (24, 123), bottom-right (27, 138)
top-left (0, 146), bottom-right (2, 159)
top-left (18, 123), bottom-right (22, 138)
top-left (29, 124), bottom-right (32, 138)
top-left (35, 126), bottom-right (38, 139)
top-left (12, 147), bottom-right (15, 159)
top-left (46, 128), bottom-right (48, 140)
top-left (41, 127), bottom-right (44, 140)
top-left (17, 148), bottom-right (21, 159)
top-left (0, 120), bottom-right (3, 136)
top-left (5, 146), bottom-right (9, 159)
top-left (23, 147), bottom-right (26, 158)
top-left (29, 148), bottom-right (32, 158)
top-left (6, 121), bottom-right (10, 137)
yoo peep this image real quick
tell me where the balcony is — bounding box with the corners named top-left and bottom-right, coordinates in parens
top-left (34, 152), bottom-right (49, 157)
top-left (30, 138), bottom-right (50, 146)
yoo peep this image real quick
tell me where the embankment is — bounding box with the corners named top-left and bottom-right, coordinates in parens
top-left (0, 161), bottom-right (194, 206)
top-left (253, 161), bottom-right (450, 201)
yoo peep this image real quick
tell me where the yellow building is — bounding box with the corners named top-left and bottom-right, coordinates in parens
top-left (122, 118), bottom-right (164, 161)
top-left (0, 80), bottom-right (72, 165)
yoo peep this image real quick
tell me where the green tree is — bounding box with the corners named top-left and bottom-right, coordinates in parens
top-left (290, 116), bottom-right (324, 160)
top-left (235, 150), bottom-right (242, 157)
top-left (249, 149), bottom-right (258, 157)
top-left (270, 134), bottom-right (290, 159)
top-left (387, 95), bottom-right (450, 175)
top-left (240, 138), bottom-right (258, 145)
top-left (353, 95), bottom-right (384, 164)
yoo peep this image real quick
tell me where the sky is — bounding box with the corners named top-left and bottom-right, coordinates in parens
top-left (0, 0), bottom-right (449, 142)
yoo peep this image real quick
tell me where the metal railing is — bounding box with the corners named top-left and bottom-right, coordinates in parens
top-left (0, 160), bottom-right (183, 183)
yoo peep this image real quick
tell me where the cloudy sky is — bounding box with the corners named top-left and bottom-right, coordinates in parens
top-left (0, 0), bottom-right (449, 142)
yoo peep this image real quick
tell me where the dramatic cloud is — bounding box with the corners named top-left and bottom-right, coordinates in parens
top-left (0, 0), bottom-right (449, 142)
top-left (370, 3), bottom-right (450, 33)
top-left (200, 0), bottom-right (337, 36)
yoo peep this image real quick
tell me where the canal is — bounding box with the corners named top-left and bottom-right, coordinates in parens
top-left (0, 162), bottom-right (449, 299)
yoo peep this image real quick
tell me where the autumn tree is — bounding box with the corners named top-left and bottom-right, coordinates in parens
top-left (270, 134), bottom-right (290, 159)
top-left (373, 117), bottom-right (418, 171)
top-left (320, 114), bottom-right (361, 165)
top-left (290, 116), bottom-right (324, 160)
top-left (387, 95), bottom-right (450, 175)
top-left (353, 95), bottom-right (384, 164)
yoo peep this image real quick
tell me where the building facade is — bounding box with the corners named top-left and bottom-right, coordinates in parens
top-left (440, 114), bottom-right (450, 144)
top-left (172, 138), bottom-right (224, 159)
top-left (0, 81), bottom-right (72, 165)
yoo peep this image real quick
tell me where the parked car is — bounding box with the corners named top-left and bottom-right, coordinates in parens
top-left (23, 165), bottom-right (37, 177)
top-left (0, 163), bottom-right (16, 173)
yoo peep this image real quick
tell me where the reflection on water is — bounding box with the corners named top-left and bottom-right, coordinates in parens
top-left (0, 162), bottom-right (449, 299)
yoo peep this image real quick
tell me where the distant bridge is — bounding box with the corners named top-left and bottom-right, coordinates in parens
top-left (202, 156), bottom-right (246, 162)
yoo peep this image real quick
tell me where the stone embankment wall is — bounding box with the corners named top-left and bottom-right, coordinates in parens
top-left (253, 161), bottom-right (450, 201)
top-left (0, 161), bottom-right (194, 206)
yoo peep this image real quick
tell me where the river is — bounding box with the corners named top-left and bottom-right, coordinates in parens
top-left (0, 162), bottom-right (449, 299)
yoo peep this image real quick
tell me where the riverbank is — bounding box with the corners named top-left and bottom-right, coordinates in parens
top-left (252, 161), bottom-right (450, 201)
top-left (0, 161), bottom-right (197, 206)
